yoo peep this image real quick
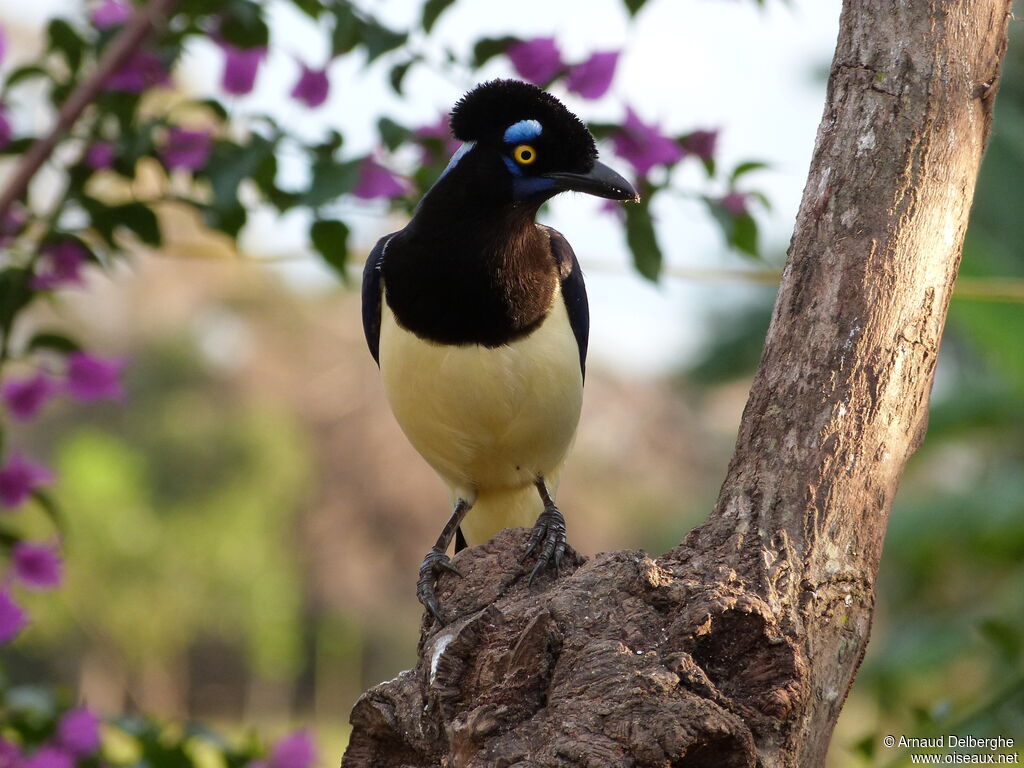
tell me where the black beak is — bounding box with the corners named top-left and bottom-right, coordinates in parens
top-left (544, 161), bottom-right (639, 202)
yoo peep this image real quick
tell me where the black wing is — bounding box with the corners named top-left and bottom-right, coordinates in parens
top-left (545, 227), bottom-right (590, 381)
top-left (361, 232), bottom-right (397, 365)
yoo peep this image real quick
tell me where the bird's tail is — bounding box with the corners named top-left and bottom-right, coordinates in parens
top-left (457, 479), bottom-right (559, 546)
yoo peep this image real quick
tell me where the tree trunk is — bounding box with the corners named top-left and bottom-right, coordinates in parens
top-left (342, 2), bottom-right (1012, 766)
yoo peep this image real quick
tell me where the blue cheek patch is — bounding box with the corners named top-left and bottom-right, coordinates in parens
top-left (503, 119), bottom-right (543, 144)
top-left (512, 174), bottom-right (556, 199)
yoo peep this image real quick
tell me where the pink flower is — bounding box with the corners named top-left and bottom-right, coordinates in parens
top-left (353, 158), bottom-right (406, 200)
top-left (2, 372), bottom-right (59, 421)
top-left (0, 205), bottom-right (26, 248)
top-left (220, 44), bottom-right (265, 96)
top-left (0, 737), bottom-right (22, 768)
top-left (270, 732), bottom-right (316, 768)
top-left (22, 747), bottom-right (73, 768)
top-left (57, 708), bottom-right (100, 755)
top-left (611, 107), bottom-right (684, 179)
top-left (507, 37), bottom-right (563, 85)
top-left (0, 454), bottom-right (54, 508)
top-left (290, 63), bottom-right (330, 108)
top-left (0, 26), bottom-right (7, 68)
top-left (566, 51), bottom-right (619, 100)
top-left (161, 127), bottom-right (211, 171)
top-left (105, 50), bottom-right (169, 92)
top-left (31, 240), bottom-right (87, 290)
top-left (683, 129), bottom-right (718, 162)
top-left (12, 542), bottom-right (62, 591)
top-left (0, 105), bottom-right (12, 151)
top-left (86, 141), bottom-right (115, 169)
top-left (719, 192), bottom-right (749, 216)
top-left (92, 0), bottom-right (131, 29)
top-left (66, 352), bottom-right (125, 402)
top-left (0, 590), bottom-right (27, 644)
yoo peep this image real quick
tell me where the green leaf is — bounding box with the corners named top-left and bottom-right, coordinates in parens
top-left (303, 158), bottom-right (362, 207)
top-left (731, 211), bottom-right (758, 257)
top-left (202, 200), bottom-right (247, 239)
top-left (422, 0), bottom-right (457, 32)
top-left (220, 0), bottom-right (269, 47)
top-left (27, 331), bottom-right (82, 355)
top-left (31, 490), bottom-right (64, 533)
top-left (3, 65), bottom-right (52, 90)
top-left (332, 4), bottom-right (363, 56)
top-left (310, 219), bottom-right (351, 282)
top-left (363, 20), bottom-right (407, 64)
top-left (203, 136), bottom-right (276, 214)
top-left (706, 198), bottom-right (760, 258)
top-left (289, 0), bottom-right (324, 20)
top-left (118, 202), bottom-right (162, 247)
top-left (47, 18), bottom-right (86, 72)
top-left (729, 160), bottom-right (770, 184)
top-left (852, 733), bottom-right (877, 760)
top-left (377, 117), bottom-right (409, 152)
top-left (472, 36), bottom-right (518, 67)
top-left (0, 268), bottom-right (33, 339)
top-left (389, 60), bottom-right (413, 95)
top-left (978, 618), bottom-right (1022, 663)
top-left (622, 0), bottom-right (648, 16)
top-left (0, 138), bottom-right (34, 156)
top-left (623, 201), bottom-right (662, 282)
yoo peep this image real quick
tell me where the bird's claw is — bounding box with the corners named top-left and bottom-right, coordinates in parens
top-left (521, 506), bottom-right (566, 585)
top-left (417, 546), bottom-right (461, 624)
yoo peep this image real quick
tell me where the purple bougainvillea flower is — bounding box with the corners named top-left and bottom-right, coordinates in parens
top-left (270, 732), bottom-right (316, 768)
top-left (0, 591), bottom-right (27, 644)
top-left (611, 107), bottom-right (684, 179)
top-left (684, 129), bottom-right (718, 162)
top-left (0, 737), bottom-right (22, 768)
top-left (65, 352), bottom-right (125, 403)
top-left (92, 0), bottom-right (131, 29)
top-left (0, 205), bottom-right (26, 248)
top-left (161, 127), bottom-right (211, 171)
top-left (0, 454), bottom-right (54, 508)
top-left (353, 158), bottom-right (406, 200)
top-left (12, 542), bottom-right (63, 591)
top-left (290, 62), bottom-right (330, 108)
top-left (507, 37), bottom-right (563, 85)
top-left (105, 50), bottom-right (169, 92)
top-left (0, 105), bottom-right (12, 151)
top-left (22, 747), bottom-right (73, 768)
top-left (31, 240), bottom-right (87, 290)
top-left (86, 141), bottom-right (116, 169)
top-left (719, 191), bottom-right (750, 216)
top-left (566, 51), bottom-right (619, 99)
top-left (220, 44), bottom-right (265, 96)
top-left (57, 708), bottom-right (100, 755)
top-left (2, 372), bottom-right (59, 422)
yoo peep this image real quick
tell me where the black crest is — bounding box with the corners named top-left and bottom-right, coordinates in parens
top-left (449, 79), bottom-right (597, 173)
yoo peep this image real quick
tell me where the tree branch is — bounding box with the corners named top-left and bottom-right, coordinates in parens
top-left (0, 0), bottom-right (177, 225)
top-left (343, 2), bottom-right (1013, 766)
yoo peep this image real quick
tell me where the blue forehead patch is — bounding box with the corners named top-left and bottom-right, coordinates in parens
top-left (503, 119), bottom-right (543, 144)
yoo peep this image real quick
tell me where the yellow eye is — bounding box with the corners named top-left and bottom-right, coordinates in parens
top-left (513, 144), bottom-right (537, 165)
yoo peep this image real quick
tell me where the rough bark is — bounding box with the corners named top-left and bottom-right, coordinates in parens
top-left (342, 2), bottom-right (1012, 766)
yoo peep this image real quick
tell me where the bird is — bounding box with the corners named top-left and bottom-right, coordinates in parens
top-left (362, 79), bottom-right (637, 623)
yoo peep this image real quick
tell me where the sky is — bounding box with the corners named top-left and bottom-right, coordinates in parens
top-left (2, 0), bottom-right (844, 375)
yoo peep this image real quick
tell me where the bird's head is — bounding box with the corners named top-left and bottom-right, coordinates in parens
top-left (434, 79), bottom-right (637, 209)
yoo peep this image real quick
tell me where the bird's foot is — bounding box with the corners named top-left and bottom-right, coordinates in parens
top-left (522, 504), bottom-right (567, 585)
top-left (417, 546), bottom-right (461, 624)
